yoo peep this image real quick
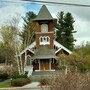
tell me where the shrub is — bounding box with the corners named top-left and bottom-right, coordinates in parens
top-left (12, 78), bottom-right (31, 86)
top-left (39, 77), bottom-right (49, 85)
top-left (11, 74), bottom-right (27, 79)
top-left (0, 73), bottom-right (9, 80)
top-left (43, 72), bottom-right (90, 90)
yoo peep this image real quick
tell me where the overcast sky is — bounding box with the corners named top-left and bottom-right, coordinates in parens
top-left (0, 0), bottom-right (90, 46)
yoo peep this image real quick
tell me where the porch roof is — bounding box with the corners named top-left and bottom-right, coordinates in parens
top-left (32, 45), bottom-right (57, 59)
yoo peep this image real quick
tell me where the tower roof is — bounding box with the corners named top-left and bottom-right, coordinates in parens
top-left (34, 5), bottom-right (56, 21)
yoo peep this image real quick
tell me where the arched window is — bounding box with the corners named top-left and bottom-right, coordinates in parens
top-left (46, 36), bottom-right (50, 42)
top-left (40, 37), bottom-right (43, 42)
top-left (41, 24), bottom-right (48, 32)
top-left (44, 37), bottom-right (46, 41)
top-left (26, 55), bottom-right (31, 65)
top-left (39, 36), bottom-right (50, 45)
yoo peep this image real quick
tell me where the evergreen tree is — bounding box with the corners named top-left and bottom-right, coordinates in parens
top-left (56, 11), bottom-right (76, 51)
top-left (20, 11), bottom-right (37, 49)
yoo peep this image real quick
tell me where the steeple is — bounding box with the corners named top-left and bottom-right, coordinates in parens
top-left (34, 5), bottom-right (55, 21)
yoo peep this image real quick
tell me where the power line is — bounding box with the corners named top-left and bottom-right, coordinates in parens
top-left (22, 0), bottom-right (90, 7)
top-left (1, 0), bottom-right (90, 7)
top-left (0, 0), bottom-right (29, 4)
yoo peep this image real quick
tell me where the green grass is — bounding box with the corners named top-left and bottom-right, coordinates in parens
top-left (0, 82), bottom-right (11, 88)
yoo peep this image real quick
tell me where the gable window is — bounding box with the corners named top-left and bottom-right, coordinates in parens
top-left (41, 24), bottom-right (48, 33)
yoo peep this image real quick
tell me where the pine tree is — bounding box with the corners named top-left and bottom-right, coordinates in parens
top-left (56, 11), bottom-right (76, 51)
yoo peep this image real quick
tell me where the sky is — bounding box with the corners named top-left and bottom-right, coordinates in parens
top-left (0, 0), bottom-right (90, 46)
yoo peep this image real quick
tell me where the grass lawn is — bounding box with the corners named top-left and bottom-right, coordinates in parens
top-left (0, 82), bottom-right (11, 88)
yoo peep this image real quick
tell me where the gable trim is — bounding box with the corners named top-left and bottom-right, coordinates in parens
top-left (20, 41), bottom-right (36, 55)
top-left (54, 40), bottom-right (72, 54)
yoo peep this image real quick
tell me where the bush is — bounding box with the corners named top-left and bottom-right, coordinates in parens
top-left (39, 77), bottom-right (49, 85)
top-left (11, 74), bottom-right (27, 79)
top-left (44, 72), bottom-right (90, 90)
top-left (0, 73), bottom-right (9, 80)
top-left (12, 78), bottom-right (31, 86)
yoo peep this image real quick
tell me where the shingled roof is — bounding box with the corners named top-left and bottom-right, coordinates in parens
top-left (32, 45), bottom-right (57, 59)
top-left (34, 5), bottom-right (56, 21)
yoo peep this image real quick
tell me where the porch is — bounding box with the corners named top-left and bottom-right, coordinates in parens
top-left (32, 59), bottom-right (56, 71)
top-left (32, 45), bottom-right (57, 71)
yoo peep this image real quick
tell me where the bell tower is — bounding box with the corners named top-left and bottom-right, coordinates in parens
top-left (34, 5), bottom-right (56, 49)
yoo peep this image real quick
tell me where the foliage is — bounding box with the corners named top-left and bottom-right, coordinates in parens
top-left (0, 66), bottom-right (17, 77)
top-left (39, 76), bottom-right (50, 85)
top-left (0, 73), bottom-right (9, 81)
top-left (73, 42), bottom-right (90, 72)
top-left (55, 11), bottom-right (76, 51)
top-left (56, 52), bottom-right (90, 72)
top-left (0, 20), bottom-right (19, 65)
top-left (56, 54), bottom-right (67, 70)
top-left (0, 42), bottom-right (16, 64)
top-left (11, 74), bottom-right (27, 79)
top-left (43, 72), bottom-right (90, 90)
top-left (75, 41), bottom-right (90, 57)
top-left (12, 78), bottom-right (31, 86)
top-left (20, 11), bottom-right (37, 49)
top-left (0, 16), bottom-right (24, 75)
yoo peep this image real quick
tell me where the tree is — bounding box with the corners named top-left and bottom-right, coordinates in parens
top-left (75, 41), bottom-right (90, 57)
top-left (0, 16), bottom-right (24, 75)
top-left (20, 11), bottom-right (37, 49)
top-left (0, 26), bottom-right (17, 65)
top-left (56, 11), bottom-right (76, 51)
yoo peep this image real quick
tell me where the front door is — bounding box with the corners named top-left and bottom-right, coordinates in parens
top-left (40, 59), bottom-right (49, 70)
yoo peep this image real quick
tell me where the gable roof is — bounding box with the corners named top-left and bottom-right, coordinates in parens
top-left (32, 45), bottom-right (57, 59)
top-left (20, 41), bottom-right (36, 55)
top-left (34, 5), bottom-right (56, 21)
top-left (54, 41), bottom-right (72, 54)
top-left (20, 40), bottom-right (72, 56)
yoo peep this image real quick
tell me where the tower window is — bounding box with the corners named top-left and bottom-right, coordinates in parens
top-left (47, 36), bottom-right (50, 42)
top-left (40, 37), bottom-right (43, 42)
top-left (41, 24), bottom-right (48, 32)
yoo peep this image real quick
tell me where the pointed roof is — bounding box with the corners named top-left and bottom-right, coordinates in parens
top-left (32, 45), bottom-right (57, 59)
top-left (34, 5), bottom-right (56, 21)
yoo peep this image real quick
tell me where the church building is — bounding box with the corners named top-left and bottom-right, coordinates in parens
top-left (20, 5), bottom-right (72, 74)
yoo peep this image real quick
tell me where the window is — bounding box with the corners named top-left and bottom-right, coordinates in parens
top-left (26, 55), bottom-right (31, 65)
top-left (47, 36), bottom-right (50, 42)
top-left (40, 37), bottom-right (43, 42)
top-left (44, 37), bottom-right (46, 41)
top-left (39, 36), bottom-right (50, 45)
top-left (41, 24), bottom-right (48, 33)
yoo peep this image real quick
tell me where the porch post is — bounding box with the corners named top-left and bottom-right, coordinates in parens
top-left (39, 59), bottom-right (40, 71)
top-left (50, 59), bottom-right (51, 70)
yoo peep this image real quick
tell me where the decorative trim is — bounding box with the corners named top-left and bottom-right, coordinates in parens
top-left (54, 41), bottom-right (72, 54)
top-left (20, 40), bottom-right (72, 57)
top-left (36, 31), bottom-right (54, 34)
top-left (20, 41), bottom-right (36, 55)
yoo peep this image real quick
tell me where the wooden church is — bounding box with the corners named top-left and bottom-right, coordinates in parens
top-left (20, 5), bottom-right (72, 74)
